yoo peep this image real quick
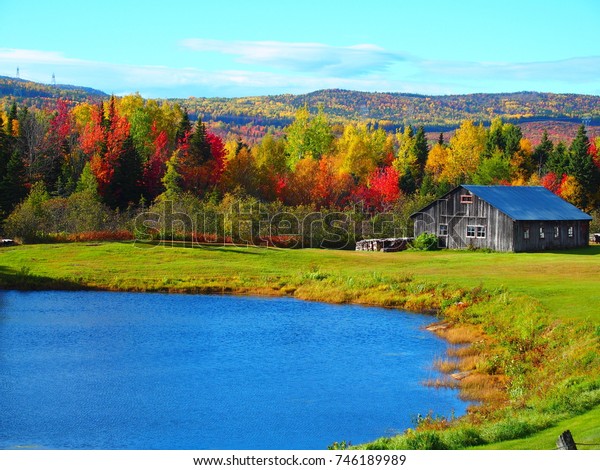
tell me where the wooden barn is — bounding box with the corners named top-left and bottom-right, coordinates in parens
top-left (410, 185), bottom-right (592, 252)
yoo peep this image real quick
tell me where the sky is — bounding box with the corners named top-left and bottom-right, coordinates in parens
top-left (1, 0), bottom-right (599, 98)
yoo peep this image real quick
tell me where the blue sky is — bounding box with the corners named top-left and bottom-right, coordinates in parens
top-left (1, 0), bottom-right (599, 98)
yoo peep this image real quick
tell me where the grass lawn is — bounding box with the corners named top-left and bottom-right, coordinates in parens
top-left (473, 405), bottom-right (600, 450)
top-left (2, 242), bottom-right (599, 320)
top-left (1, 241), bottom-right (599, 449)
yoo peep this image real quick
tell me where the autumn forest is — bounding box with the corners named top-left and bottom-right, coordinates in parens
top-left (1, 82), bottom-right (600, 246)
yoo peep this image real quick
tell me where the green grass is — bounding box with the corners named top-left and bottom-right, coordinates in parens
top-left (472, 405), bottom-right (600, 450)
top-left (1, 241), bottom-right (599, 449)
top-left (2, 242), bottom-right (599, 319)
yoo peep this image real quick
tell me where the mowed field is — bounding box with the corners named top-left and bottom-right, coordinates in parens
top-left (1, 242), bottom-right (599, 321)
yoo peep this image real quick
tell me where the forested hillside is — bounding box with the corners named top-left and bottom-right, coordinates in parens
top-left (178, 89), bottom-right (600, 129)
top-left (0, 76), bottom-right (107, 109)
top-left (2, 76), bottom-right (600, 144)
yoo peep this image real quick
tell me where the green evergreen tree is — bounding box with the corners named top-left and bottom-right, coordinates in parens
top-left (413, 126), bottom-right (429, 174)
top-left (399, 166), bottom-right (417, 194)
top-left (76, 162), bottom-right (100, 199)
top-left (159, 152), bottom-right (183, 201)
top-left (568, 125), bottom-right (599, 207)
top-left (176, 109), bottom-right (192, 145)
top-left (534, 130), bottom-right (553, 176)
top-left (484, 118), bottom-right (505, 158)
top-left (0, 116), bottom-right (10, 182)
top-left (545, 141), bottom-right (569, 176)
top-left (0, 150), bottom-right (27, 218)
top-left (502, 123), bottom-right (522, 159)
top-left (109, 135), bottom-right (143, 208)
top-left (187, 119), bottom-right (211, 164)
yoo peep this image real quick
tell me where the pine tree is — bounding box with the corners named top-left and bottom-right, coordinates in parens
top-left (534, 130), bottom-right (553, 175)
top-left (176, 109), bottom-right (192, 146)
top-left (0, 150), bottom-right (27, 217)
top-left (109, 135), bottom-right (143, 208)
top-left (187, 119), bottom-right (211, 164)
top-left (413, 126), bottom-right (429, 174)
top-left (159, 152), bottom-right (183, 201)
top-left (568, 125), bottom-right (599, 207)
top-left (75, 162), bottom-right (100, 199)
top-left (545, 141), bottom-right (569, 176)
top-left (0, 116), bottom-right (10, 182)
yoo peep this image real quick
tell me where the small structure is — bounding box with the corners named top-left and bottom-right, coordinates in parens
top-left (355, 237), bottom-right (412, 252)
top-left (410, 185), bottom-right (592, 252)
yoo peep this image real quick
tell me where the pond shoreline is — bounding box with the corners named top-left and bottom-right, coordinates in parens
top-left (1, 242), bottom-right (599, 449)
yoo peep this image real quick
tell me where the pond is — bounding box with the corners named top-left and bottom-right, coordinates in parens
top-left (0, 290), bottom-right (467, 449)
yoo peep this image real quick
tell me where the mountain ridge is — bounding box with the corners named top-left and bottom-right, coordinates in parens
top-left (1, 77), bottom-right (599, 138)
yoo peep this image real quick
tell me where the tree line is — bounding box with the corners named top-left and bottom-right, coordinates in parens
top-left (1, 95), bottom-right (599, 243)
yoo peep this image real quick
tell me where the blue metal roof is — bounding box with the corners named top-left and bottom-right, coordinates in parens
top-left (462, 185), bottom-right (592, 221)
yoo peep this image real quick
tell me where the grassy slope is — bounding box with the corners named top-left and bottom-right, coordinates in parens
top-left (473, 405), bottom-right (600, 450)
top-left (2, 242), bottom-right (598, 320)
top-left (1, 242), bottom-right (599, 449)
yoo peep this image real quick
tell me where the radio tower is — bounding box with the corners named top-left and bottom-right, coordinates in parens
top-left (52, 72), bottom-right (56, 86)
top-left (16, 67), bottom-right (20, 78)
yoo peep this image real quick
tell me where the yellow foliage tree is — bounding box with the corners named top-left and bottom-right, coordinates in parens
top-left (442, 120), bottom-right (486, 184)
top-left (510, 138), bottom-right (535, 182)
top-left (559, 175), bottom-right (586, 208)
top-left (336, 123), bottom-right (387, 182)
top-left (425, 143), bottom-right (450, 181)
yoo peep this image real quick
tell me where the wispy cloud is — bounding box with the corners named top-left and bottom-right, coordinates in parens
top-left (180, 39), bottom-right (409, 76)
top-left (421, 56), bottom-right (600, 83)
top-left (0, 46), bottom-right (598, 98)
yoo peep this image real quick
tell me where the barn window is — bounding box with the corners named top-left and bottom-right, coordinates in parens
top-left (568, 226), bottom-right (574, 238)
top-left (523, 226), bottom-right (530, 239)
top-left (466, 225), bottom-right (486, 238)
top-left (439, 224), bottom-right (448, 236)
top-left (554, 226), bottom-right (560, 238)
top-left (461, 195), bottom-right (473, 204)
top-left (539, 226), bottom-right (545, 239)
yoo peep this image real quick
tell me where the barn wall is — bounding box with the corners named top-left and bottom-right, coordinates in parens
top-left (513, 220), bottom-right (590, 252)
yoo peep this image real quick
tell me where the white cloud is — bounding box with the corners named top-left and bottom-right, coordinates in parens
top-left (180, 39), bottom-right (409, 76)
top-left (0, 46), bottom-right (598, 98)
top-left (421, 56), bottom-right (600, 83)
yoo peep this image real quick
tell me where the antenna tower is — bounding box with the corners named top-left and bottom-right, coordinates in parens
top-left (52, 73), bottom-right (56, 86)
top-left (16, 67), bottom-right (20, 78)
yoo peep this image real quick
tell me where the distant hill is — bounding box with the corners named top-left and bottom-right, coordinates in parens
top-left (1, 77), bottom-right (599, 143)
top-left (174, 89), bottom-right (600, 131)
top-left (0, 76), bottom-right (107, 108)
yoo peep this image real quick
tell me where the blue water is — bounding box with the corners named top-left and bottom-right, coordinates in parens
top-left (0, 290), bottom-right (467, 450)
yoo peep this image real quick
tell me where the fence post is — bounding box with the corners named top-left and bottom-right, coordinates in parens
top-left (556, 430), bottom-right (577, 450)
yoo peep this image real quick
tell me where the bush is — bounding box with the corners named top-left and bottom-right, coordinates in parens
top-left (410, 232), bottom-right (440, 251)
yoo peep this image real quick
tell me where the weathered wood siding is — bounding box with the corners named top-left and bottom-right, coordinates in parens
top-left (513, 220), bottom-right (590, 252)
top-left (413, 187), bottom-right (514, 251)
top-left (412, 186), bottom-right (589, 252)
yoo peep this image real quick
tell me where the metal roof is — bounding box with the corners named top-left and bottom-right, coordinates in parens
top-left (462, 185), bottom-right (593, 221)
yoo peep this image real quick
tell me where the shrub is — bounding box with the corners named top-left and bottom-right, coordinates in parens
top-left (410, 232), bottom-right (440, 251)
